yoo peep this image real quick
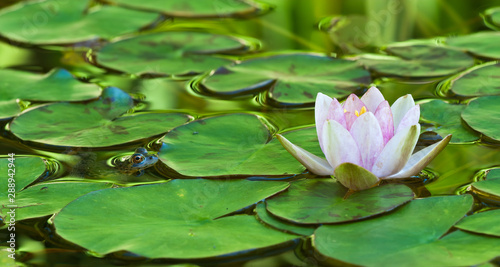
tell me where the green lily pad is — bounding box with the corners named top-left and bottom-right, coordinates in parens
top-left (255, 202), bottom-right (316, 236)
top-left (159, 114), bottom-right (322, 177)
top-left (446, 62), bottom-right (500, 97)
top-left (97, 32), bottom-right (249, 76)
top-left (200, 54), bottom-right (371, 105)
top-left (420, 100), bottom-right (479, 143)
top-left (9, 87), bottom-right (191, 147)
top-left (446, 32), bottom-right (500, 59)
top-left (356, 44), bottom-right (474, 77)
top-left (105, 0), bottom-right (264, 18)
top-left (456, 209), bottom-right (500, 237)
top-left (0, 247), bottom-right (15, 267)
top-left (470, 169), bottom-right (500, 202)
top-left (461, 96), bottom-right (500, 142)
top-left (0, 68), bottom-right (101, 119)
top-left (0, 0), bottom-right (159, 44)
top-left (314, 195), bottom-right (500, 266)
top-left (0, 157), bottom-right (46, 194)
top-left (266, 179), bottom-right (414, 224)
top-left (54, 179), bottom-right (297, 259)
top-left (483, 7), bottom-right (500, 30)
top-left (0, 182), bottom-right (111, 221)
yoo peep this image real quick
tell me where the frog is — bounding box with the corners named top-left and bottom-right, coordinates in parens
top-left (115, 148), bottom-right (159, 176)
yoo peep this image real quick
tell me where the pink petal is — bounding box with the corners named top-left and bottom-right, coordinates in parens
top-left (374, 100), bottom-right (394, 144)
top-left (371, 124), bottom-right (420, 178)
top-left (360, 86), bottom-right (385, 112)
top-left (386, 135), bottom-right (451, 178)
top-left (391, 94), bottom-right (416, 131)
top-left (322, 120), bottom-right (362, 170)
top-left (315, 93), bottom-right (333, 152)
top-left (327, 98), bottom-right (347, 129)
top-left (395, 104), bottom-right (420, 134)
top-left (343, 94), bottom-right (366, 131)
top-left (277, 134), bottom-right (334, 175)
top-left (349, 112), bottom-right (384, 170)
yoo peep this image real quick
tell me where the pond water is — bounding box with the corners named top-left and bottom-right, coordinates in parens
top-left (1, 0), bottom-right (500, 266)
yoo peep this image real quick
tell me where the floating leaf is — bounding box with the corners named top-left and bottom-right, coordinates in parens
top-left (54, 179), bottom-right (296, 259)
top-left (266, 179), bottom-right (414, 224)
top-left (445, 62), bottom-right (500, 97)
top-left (0, 157), bottom-right (46, 194)
top-left (105, 0), bottom-right (264, 18)
top-left (483, 7), bottom-right (500, 30)
top-left (159, 115), bottom-right (322, 177)
top-left (10, 87), bottom-right (191, 147)
top-left (97, 32), bottom-right (249, 76)
top-left (446, 32), bottom-right (500, 59)
top-left (0, 182), bottom-right (111, 221)
top-left (420, 100), bottom-right (479, 143)
top-left (461, 96), bottom-right (500, 142)
top-left (356, 44), bottom-right (474, 77)
top-left (0, 68), bottom-right (101, 119)
top-left (456, 209), bottom-right (500, 237)
top-left (0, 0), bottom-right (159, 44)
top-left (255, 202), bottom-right (316, 236)
top-left (200, 54), bottom-right (371, 105)
top-left (470, 169), bottom-right (500, 202)
top-left (314, 195), bottom-right (500, 266)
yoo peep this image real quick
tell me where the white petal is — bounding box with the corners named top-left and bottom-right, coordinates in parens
top-left (395, 104), bottom-right (420, 134)
top-left (391, 94), bottom-right (415, 131)
top-left (315, 93), bottom-right (333, 152)
top-left (277, 134), bottom-right (334, 175)
top-left (360, 86), bottom-right (385, 112)
top-left (387, 134), bottom-right (451, 178)
top-left (349, 112), bottom-right (384, 170)
top-left (322, 120), bottom-right (362, 170)
top-left (371, 124), bottom-right (420, 178)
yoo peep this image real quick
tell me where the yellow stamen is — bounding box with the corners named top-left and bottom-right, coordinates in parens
top-left (343, 108), bottom-right (347, 113)
top-left (354, 106), bottom-right (367, 117)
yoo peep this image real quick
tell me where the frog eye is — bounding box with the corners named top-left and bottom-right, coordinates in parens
top-left (132, 154), bottom-right (144, 163)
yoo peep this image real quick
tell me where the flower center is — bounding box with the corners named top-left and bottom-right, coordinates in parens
top-left (344, 106), bottom-right (367, 117)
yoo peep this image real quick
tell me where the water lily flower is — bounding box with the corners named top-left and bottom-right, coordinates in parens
top-left (277, 87), bottom-right (451, 191)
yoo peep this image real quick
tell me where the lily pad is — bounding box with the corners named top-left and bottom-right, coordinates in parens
top-left (483, 7), bottom-right (500, 30)
top-left (105, 0), bottom-right (264, 18)
top-left (9, 87), bottom-right (191, 147)
top-left (356, 44), bottom-right (474, 77)
top-left (0, 0), bottom-right (159, 44)
top-left (0, 157), bottom-right (46, 193)
top-left (0, 182), bottom-right (111, 221)
top-left (255, 202), bottom-right (316, 236)
top-left (420, 100), bottom-right (479, 143)
top-left (314, 195), bottom-right (500, 266)
top-left (97, 32), bottom-right (249, 76)
top-left (0, 68), bottom-right (101, 119)
top-left (159, 115), bottom-right (322, 177)
top-left (470, 169), bottom-right (500, 202)
top-left (200, 54), bottom-right (371, 105)
top-left (266, 179), bottom-right (414, 224)
top-left (456, 209), bottom-right (500, 237)
top-left (446, 62), bottom-right (500, 97)
top-left (54, 179), bottom-right (297, 259)
top-left (461, 96), bottom-right (500, 142)
top-left (446, 32), bottom-right (500, 59)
